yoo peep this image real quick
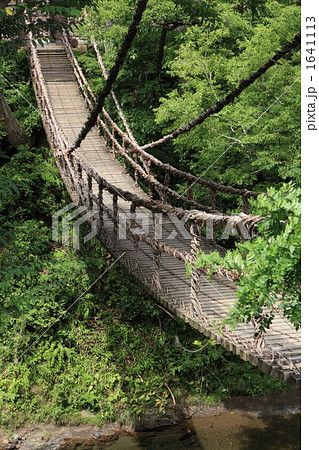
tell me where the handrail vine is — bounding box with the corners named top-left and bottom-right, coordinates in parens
top-left (63, 32), bottom-right (262, 215)
top-left (26, 32), bottom-right (301, 381)
top-left (28, 34), bottom-right (262, 323)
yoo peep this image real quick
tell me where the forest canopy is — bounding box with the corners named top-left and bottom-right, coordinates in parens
top-left (78, 0), bottom-right (300, 189)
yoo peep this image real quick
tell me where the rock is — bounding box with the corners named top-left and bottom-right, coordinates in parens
top-left (19, 437), bottom-right (64, 450)
top-left (135, 416), bottom-right (175, 431)
top-left (92, 430), bottom-right (101, 439)
top-left (8, 434), bottom-right (20, 445)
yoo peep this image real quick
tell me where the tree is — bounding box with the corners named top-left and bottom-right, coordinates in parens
top-left (0, 91), bottom-right (30, 146)
top-left (77, 0), bottom-right (300, 188)
top-left (0, 1), bottom-right (87, 55)
top-left (195, 183), bottom-right (301, 332)
top-left (76, 0), bottom-right (301, 334)
top-left (76, 0), bottom-right (220, 147)
top-left (0, 1), bottom-right (85, 148)
top-left (154, 0), bottom-right (300, 191)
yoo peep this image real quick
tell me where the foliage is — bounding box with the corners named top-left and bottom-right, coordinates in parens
top-left (0, 144), bottom-right (69, 336)
top-left (0, 145), bottom-right (64, 227)
top-left (195, 183), bottom-right (301, 331)
top-left (0, 0), bottom-right (297, 430)
top-left (0, 47), bottom-right (43, 156)
top-left (0, 142), bottom-right (287, 430)
top-left (77, 0), bottom-right (201, 149)
top-left (0, 0), bottom-right (85, 56)
top-left (154, 0), bottom-right (301, 190)
top-left (77, 0), bottom-right (300, 201)
top-left (75, 0), bottom-right (301, 334)
top-left (0, 230), bottom-right (288, 427)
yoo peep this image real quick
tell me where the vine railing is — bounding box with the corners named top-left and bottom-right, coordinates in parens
top-left (62, 31), bottom-right (261, 215)
top-left (28, 34), bottom-right (262, 322)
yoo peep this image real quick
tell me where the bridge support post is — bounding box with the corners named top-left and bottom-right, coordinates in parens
top-left (146, 160), bottom-right (154, 200)
top-left (252, 313), bottom-right (265, 351)
top-left (210, 188), bottom-right (216, 210)
top-left (161, 171), bottom-right (170, 203)
top-left (152, 213), bottom-right (162, 290)
top-left (186, 179), bottom-right (193, 202)
top-left (122, 137), bottom-right (129, 174)
top-left (152, 245), bottom-right (162, 291)
top-left (76, 161), bottom-right (86, 205)
top-left (87, 174), bottom-right (93, 209)
top-left (242, 194), bottom-right (250, 214)
top-left (111, 127), bottom-right (116, 156)
top-left (98, 181), bottom-right (104, 228)
top-left (130, 203), bottom-right (141, 273)
top-left (189, 222), bottom-right (204, 319)
top-left (68, 153), bottom-right (80, 201)
top-left (133, 152), bottom-right (139, 186)
top-left (113, 192), bottom-right (118, 246)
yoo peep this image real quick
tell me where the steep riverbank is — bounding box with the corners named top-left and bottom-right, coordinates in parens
top-left (0, 390), bottom-right (300, 449)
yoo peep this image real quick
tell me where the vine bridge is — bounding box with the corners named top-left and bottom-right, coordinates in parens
top-left (27, 26), bottom-right (301, 386)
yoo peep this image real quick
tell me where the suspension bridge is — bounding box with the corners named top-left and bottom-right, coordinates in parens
top-left (27, 17), bottom-right (301, 386)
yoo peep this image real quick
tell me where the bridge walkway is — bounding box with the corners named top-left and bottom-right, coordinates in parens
top-left (34, 45), bottom-right (301, 385)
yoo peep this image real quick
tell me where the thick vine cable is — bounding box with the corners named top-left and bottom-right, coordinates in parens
top-left (70, 0), bottom-right (150, 152)
top-left (141, 32), bottom-right (301, 150)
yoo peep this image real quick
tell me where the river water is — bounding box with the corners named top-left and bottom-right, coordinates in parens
top-left (61, 411), bottom-right (300, 449)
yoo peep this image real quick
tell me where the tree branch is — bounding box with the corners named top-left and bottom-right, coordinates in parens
top-left (156, 23), bottom-right (168, 78)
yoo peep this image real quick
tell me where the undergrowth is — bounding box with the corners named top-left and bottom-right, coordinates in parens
top-left (0, 145), bottom-right (289, 429)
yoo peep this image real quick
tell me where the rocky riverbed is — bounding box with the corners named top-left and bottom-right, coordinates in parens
top-left (0, 390), bottom-right (300, 449)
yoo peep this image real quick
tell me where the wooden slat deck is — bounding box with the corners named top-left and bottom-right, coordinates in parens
top-left (35, 45), bottom-right (301, 386)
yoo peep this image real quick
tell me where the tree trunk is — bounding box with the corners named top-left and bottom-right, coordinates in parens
top-left (156, 24), bottom-right (168, 78)
top-left (0, 91), bottom-right (29, 147)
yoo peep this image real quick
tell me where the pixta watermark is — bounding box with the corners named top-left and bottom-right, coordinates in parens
top-left (52, 204), bottom-right (253, 249)
top-left (52, 202), bottom-right (99, 249)
top-left (118, 212), bottom-right (252, 240)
